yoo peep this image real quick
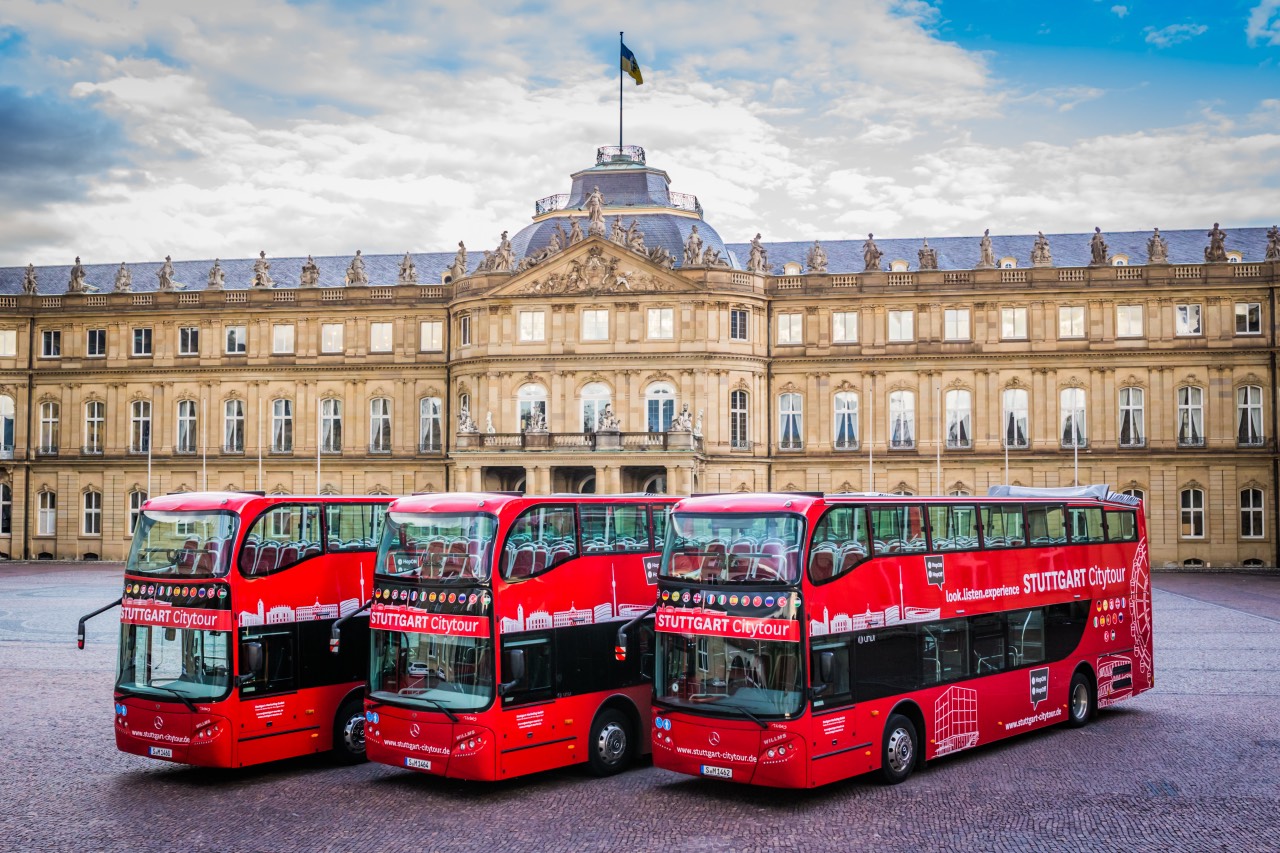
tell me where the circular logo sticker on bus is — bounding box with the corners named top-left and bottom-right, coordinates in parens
top-left (729, 595), bottom-right (739, 606)
top-left (752, 595), bottom-right (763, 607)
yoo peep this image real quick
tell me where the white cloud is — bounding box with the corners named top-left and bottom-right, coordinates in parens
top-left (1247, 0), bottom-right (1280, 45)
top-left (1111, 5), bottom-right (1129, 18)
top-left (1144, 22), bottom-right (1209, 48)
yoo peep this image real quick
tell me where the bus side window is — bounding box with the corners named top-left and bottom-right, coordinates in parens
top-left (1106, 509), bottom-right (1137, 542)
top-left (649, 504), bottom-right (669, 550)
top-left (970, 614), bottom-right (1005, 674)
top-left (501, 634), bottom-right (555, 705)
top-left (1006, 609), bottom-right (1045, 667)
top-left (1027, 505), bottom-right (1067, 546)
top-left (810, 638), bottom-right (852, 708)
top-left (928, 504), bottom-right (978, 552)
top-left (1068, 507), bottom-right (1104, 544)
top-left (239, 626), bottom-right (296, 695)
top-left (808, 505), bottom-right (868, 582)
top-left (920, 621), bottom-right (968, 685)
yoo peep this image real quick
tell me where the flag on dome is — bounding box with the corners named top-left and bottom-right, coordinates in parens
top-left (621, 42), bottom-right (643, 85)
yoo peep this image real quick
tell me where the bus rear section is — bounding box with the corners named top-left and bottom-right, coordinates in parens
top-left (365, 493), bottom-right (673, 781)
top-left (651, 487), bottom-right (1153, 788)
top-left (101, 492), bottom-right (390, 768)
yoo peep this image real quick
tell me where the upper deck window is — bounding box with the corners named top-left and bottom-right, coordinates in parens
top-left (664, 512), bottom-right (804, 584)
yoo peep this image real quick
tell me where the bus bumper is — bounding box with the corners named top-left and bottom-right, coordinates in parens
top-left (113, 697), bottom-right (232, 767)
top-left (651, 710), bottom-right (808, 788)
top-left (365, 703), bottom-right (496, 781)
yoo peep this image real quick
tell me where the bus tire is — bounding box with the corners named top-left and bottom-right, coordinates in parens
top-left (587, 707), bottom-right (633, 777)
top-left (1065, 670), bottom-right (1095, 728)
top-left (878, 714), bottom-right (918, 785)
top-left (332, 696), bottom-right (367, 765)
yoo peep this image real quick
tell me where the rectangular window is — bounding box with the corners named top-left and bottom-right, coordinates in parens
top-left (921, 621), bottom-right (969, 685)
top-left (272, 324), bottom-right (295, 354)
top-left (271, 400), bottom-right (293, 453)
top-left (225, 325), bottom-right (247, 354)
top-left (42, 330), bottom-right (61, 358)
top-left (321, 323), bottom-right (344, 353)
top-left (86, 329), bottom-right (106, 357)
top-left (1058, 306), bottom-right (1085, 339)
top-left (730, 308), bottom-right (749, 341)
top-left (419, 320), bottom-right (443, 352)
top-left (176, 400), bottom-right (197, 454)
top-left (1180, 489), bottom-right (1204, 538)
top-left (1118, 387), bottom-right (1145, 448)
top-left (647, 308), bottom-right (674, 340)
top-left (944, 390), bottom-right (972, 449)
top-left (84, 401), bottom-right (104, 454)
top-left (37, 492), bottom-right (56, 536)
top-left (178, 326), bottom-right (199, 356)
top-left (1236, 302), bottom-right (1262, 336)
top-left (1177, 387), bottom-right (1204, 447)
top-left (1006, 609), bottom-right (1045, 667)
top-left (581, 309), bottom-right (609, 341)
top-left (832, 311), bottom-right (858, 343)
top-left (943, 309), bottom-right (970, 341)
top-left (1237, 386), bottom-right (1264, 446)
top-left (887, 310), bottom-right (914, 342)
top-left (982, 504), bottom-right (1025, 548)
top-left (0, 329), bottom-right (16, 357)
top-left (459, 314), bottom-right (472, 346)
top-left (518, 311), bottom-right (545, 342)
top-left (1175, 304), bottom-right (1202, 336)
top-left (418, 397), bottom-right (442, 452)
top-left (132, 327), bottom-right (152, 356)
top-left (83, 491), bottom-right (101, 536)
top-left (777, 313), bottom-right (802, 345)
top-left (1116, 305), bottom-right (1143, 338)
top-left (369, 399), bottom-right (392, 453)
top-left (778, 393), bottom-right (803, 450)
top-left (1241, 489), bottom-right (1265, 539)
top-left (1000, 307), bottom-right (1027, 340)
top-left (369, 322), bottom-right (393, 353)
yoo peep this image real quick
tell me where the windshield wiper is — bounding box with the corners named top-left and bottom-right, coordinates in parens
top-left (716, 702), bottom-right (768, 730)
top-left (149, 684), bottom-right (198, 713)
top-left (412, 694), bottom-right (458, 723)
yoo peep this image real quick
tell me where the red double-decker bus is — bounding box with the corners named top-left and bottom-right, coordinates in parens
top-left (649, 485), bottom-right (1152, 788)
top-left (363, 492), bottom-right (677, 780)
top-left (78, 491), bottom-right (392, 768)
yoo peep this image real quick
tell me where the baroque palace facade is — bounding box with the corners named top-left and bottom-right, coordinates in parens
top-left (1, 144), bottom-right (1278, 567)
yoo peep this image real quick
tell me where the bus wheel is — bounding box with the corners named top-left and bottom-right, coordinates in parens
top-left (878, 714), bottom-right (918, 785)
top-left (1066, 671), bottom-right (1095, 728)
top-left (333, 697), bottom-right (367, 765)
top-left (587, 708), bottom-right (633, 777)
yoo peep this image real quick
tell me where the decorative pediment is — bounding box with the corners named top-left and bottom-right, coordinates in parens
top-left (1122, 374), bottom-right (1145, 389)
top-left (644, 371), bottom-right (675, 386)
top-left (782, 482), bottom-right (797, 491)
top-left (1241, 478), bottom-right (1265, 491)
top-left (1005, 377), bottom-right (1026, 389)
top-left (888, 381), bottom-right (915, 393)
top-left (731, 378), bottom-right (751, 393)
top-left (892, 481), bottom-right (915, 495)
top-left (1181, 373), bottom-right (1200, 387)
top-left (948, 481), bottom-right (971, 496)
top-left (516, 372), bottom-right (544, 388)
top-left (422, 385), bottom-right (440, 398)
top-left (837, 481), bottom-right (854, 493)
top-left (499, 240), bottom-right (693, 298)
top-left (1240, 373), bottom-right (1264, 387)
top-left (1058, 376), bottom-right (1085, 390)
top-left (834, 379), bottom-right (857, 393)
top-left (1182, 479), bottom-right (1204, 491)
top-left (778, 381), bottom-right (800, 394)
top-left (225, 389), bottom-right (242, 401)
top-left (945, 378), bottom-right (968, 391)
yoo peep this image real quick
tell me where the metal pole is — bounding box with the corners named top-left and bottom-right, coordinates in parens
top-left (868, 377), bottom-right (875, 493)
top-left (1073, 400), bottom-right (1080, 486)
top-left (619, 32), bottom-right (624, 151)
top-left (201, 396), bottom-right (207, 490)
top-left (257, 400), bottom-right (263, 491)
top-left (316, 399), bottom-right (322, 495)
top-left (935, 380), bottom-right (941, 494)
top-left (146, 418), bottom-right (152, 498)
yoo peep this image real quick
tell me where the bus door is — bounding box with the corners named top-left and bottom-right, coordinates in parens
top-left (236, 624), bottom-right (319, 764)
top-left (497, 630), bottom-right (566, 776)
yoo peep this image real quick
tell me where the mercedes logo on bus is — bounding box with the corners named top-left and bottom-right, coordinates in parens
top-left (410, 724), bottom-right (421, 739)
top-left (708, 731), bottom-right (721, 746)
top-left (154, 716), bottom-right (164, 731)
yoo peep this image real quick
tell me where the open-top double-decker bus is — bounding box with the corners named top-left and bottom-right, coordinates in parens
top-left (649, 485), bottom-right (1152, 788)
top-left (78, 491), bottom-right (391, 767)
top-left (363, 492), bottom-right (677, 780)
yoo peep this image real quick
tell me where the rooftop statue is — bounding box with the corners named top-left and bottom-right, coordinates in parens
top-left (626, 219), bottom-right (646, 254)
top-left (547, 227), bottom-right (564, 254)
top-left (917, 238), bottom-right (938, 271)
top-left (22, 263), bottom-right (37, 295)
top-left (493, 231), bottom-right (515, 272)
top-left (863, 233), bottom-right (883, 272)
top-left (596, 404), bottom-right (620, 432)
top-left (611, 215), bottom-right (626, 245)
top-left (1204, 222), bottom-right (1228, 263)
top-left (683, 225), bottom-right (703, 267)
top-left (1266, 225), bottom-right (1280, 262)
top-left (1031, 231), bottom-right (1053, 267)
top-left (458, 407), bottom-right (478, 433)
top-left (253, 250), bottom-right (274, 288)
top-left (584, 185), bottom-right (606, 237)
top-left (477, 249), bottom-right (495, 272)
top-left (113, 262), bottom-right (132, 293)
top-left (670, 403), bottom-right (693, 432)
top-left (526, 410), bottom-right (547, 433)
top-left (702, 245), bottom-right (726, 267)
top-left (399, 252), bottom-right (417, 285)
top-left (447, 242), bottom-right (467, 281)
top-left (747, 233), bottom-right (769, 274)
top-left (647, 245), bottom-right (675, 269)
top-left (68, 256), bottom-right (87, 293)
top-left (976, 229), bottom-right (996, 269)
top-left (485, 411), bottom-right (495, 434)
top-left (346, 250), bottom-right (368, 286)
top-left (1147, 228), bottom-right (1169, 264)
top-left (568, 216), bottom-right (583, 245)
top-left (806, 240), bottom-right (828, 273)
top-left (1089, 227), bottom-right (1108, 266)
top-left (158, 255), bottom-right (177, 291)
top-left (300, 255), bottom-right (320, 287)
top-left (207, 259), bottom-right (225, 291)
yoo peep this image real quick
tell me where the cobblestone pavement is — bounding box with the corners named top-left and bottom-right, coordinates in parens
top-left (1, 562), bottom-right (1276, 853)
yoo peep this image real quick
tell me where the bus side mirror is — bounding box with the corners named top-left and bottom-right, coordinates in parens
top-left (238, 641), bottom-right (264, 687)
top-left (499, 648), bottom-right (525, 695)
top-left (810, 651), bottom-right (834, 699)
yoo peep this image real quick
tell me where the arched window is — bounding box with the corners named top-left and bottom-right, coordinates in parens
top-left (1237, 385), bottom-right (1264, 446)
top-left (517, 384), bottom-right (548, 432)
top-left (0, 482), bottom-right (10, 534)
top-left (1177, 387), bottom-right (1204, 447)
top-left (580, 382), bottom-right (611, 433)
top-left (321, 399), bottom-right (343, 452)
top-left (645, 382), bottom-right (674, 433)
top-left (778, 393), bottom-right (803, 450)
top-left (0, 395), bottom-right (15, 458)
top-left (419, 397), bottom-right (442, 451)
top-left (37, 490), bottom-right (56, 536)
top-left (889, 390), bottom-right (915, 449)
top-left (1060, 388), bottom-right (1087, 448)
top-left (369, 398), bottom-right (392, 453)
top-left (84, 401), bottom-right (105, 454)
top-left (944, 389), bottom-right (971, 449)
top-left (1003, 388), bottom-right (1029, 449)
top-left (642, 472), bottom-right (666, 494)
top-left (1241, 488), bottom-right (1264, 539)
top-left (39, 401), bottom-right (59, 454)
top-left (82, 489), bottom-right (102, 536)
top-left (1119, 387), bottom-right (1144, 448)
top-left (129, 489), bottom-right (147, 534)
top-left (272, 399), bottom-right (293, 453)
top-left (834, 391), bottom-right (858, 450)
top-left (730, 389), bottom-right (749, 449)
top-left (176, 400), bottom-right (198, 454)
top-left (1180, 488), bottom-right (1204, 539)
top-left (223, 400), bottom-right (245, 452)
top-left (130, 400), bottom-right (151, 453)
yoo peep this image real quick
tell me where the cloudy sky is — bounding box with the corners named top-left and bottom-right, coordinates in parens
top-left (1, 0), bottom-right (1277, 265)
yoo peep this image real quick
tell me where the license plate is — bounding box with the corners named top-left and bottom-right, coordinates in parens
top-left (148, 747), bottom-right (173, 759)
top-left (700, 764), bottom-right (732, 779)
top-left (405, 756), bottom-right (432, 770)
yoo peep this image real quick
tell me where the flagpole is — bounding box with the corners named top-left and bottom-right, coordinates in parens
top-left (619, 31), bottom-right (624, 151)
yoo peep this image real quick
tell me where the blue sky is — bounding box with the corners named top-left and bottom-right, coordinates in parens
top-left (0, 0), bottom-right (1276, 265)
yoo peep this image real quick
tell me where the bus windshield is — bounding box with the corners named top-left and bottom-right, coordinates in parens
top-left (377, 512), bottom-right (498, 582)
top-left (128, 511), bottom-right (238, 578)
top-left (662, 512), bottom-right (805, 584)
top-left (117, 624), bottom-right (232, 703)
top-left (370, 630), bottom-right (494, 713)
top-left (656, 634), bottom-right (804, 719)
